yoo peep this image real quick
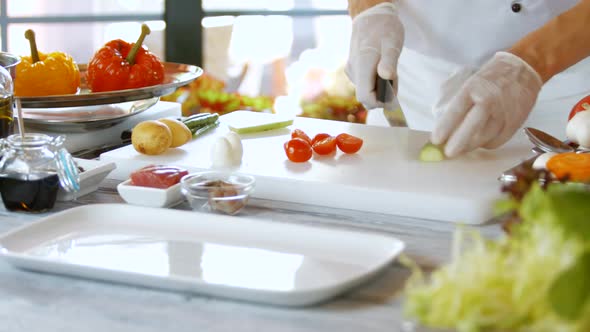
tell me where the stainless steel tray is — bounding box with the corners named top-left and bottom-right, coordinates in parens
top-left (19, 62), bottom-right (202, 108)
top-left (22, 97), bottom-right (159, 133)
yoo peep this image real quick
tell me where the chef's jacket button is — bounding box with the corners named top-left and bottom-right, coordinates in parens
top-left (511, 2), bottom-right (522, 13)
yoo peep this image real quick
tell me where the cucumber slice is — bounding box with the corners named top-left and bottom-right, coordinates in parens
top-left (419, 142), bottom-right (446, 162)
top-left (229, 119), bottom-right (294, 134)
top-left (224, 111), bottom-right (294, 134)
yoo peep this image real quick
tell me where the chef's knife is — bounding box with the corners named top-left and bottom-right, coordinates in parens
top-left (376, 77), bottom-right (407, 127)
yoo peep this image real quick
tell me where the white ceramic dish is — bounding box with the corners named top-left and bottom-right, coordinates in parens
top-left (57, 158), bottom-right (117, 201)
top-left (117, 179), bottom-right (184, 208)
top-left (0, 204), bottom-right (405, 307)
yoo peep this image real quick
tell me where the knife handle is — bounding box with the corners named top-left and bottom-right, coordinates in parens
top-left (376, 77), bottom-right (393, 103)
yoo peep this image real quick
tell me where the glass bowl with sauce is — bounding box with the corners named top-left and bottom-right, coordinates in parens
top-left (180, 171), bottom-right (255, 215)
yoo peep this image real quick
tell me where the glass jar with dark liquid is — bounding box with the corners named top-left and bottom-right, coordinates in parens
top-left (0, 62), bottom-right (14, 139)
top-left (0, 133), bottom-right (80, 212)
top-left (0, 94), bottom-right (13, 139)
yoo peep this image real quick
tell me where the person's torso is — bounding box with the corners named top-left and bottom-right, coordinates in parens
top-left (394, 0), bottom-right (590, 131)
top-left (397, 0), bottom-right (578, 66)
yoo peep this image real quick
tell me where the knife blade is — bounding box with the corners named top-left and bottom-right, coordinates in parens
top-left (376, 77), bottom-right (407, 127)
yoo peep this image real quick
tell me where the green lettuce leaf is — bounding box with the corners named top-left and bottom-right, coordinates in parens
top-left (404, 182), bottom-right (590, 331)
top-left (548, 251), bottom-right (590, 321)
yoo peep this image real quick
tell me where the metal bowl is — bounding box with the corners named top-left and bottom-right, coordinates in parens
top-left (0, 52), bottom-right (20, 79)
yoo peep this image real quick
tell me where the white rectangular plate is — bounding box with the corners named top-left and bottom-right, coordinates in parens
top-left (0, 204), bottom-right (404, 307)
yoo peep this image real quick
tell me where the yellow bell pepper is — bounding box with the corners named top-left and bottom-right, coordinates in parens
top-left (15, 29), bottom-right (80, 97)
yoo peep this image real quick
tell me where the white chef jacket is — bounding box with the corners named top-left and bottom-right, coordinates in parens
top-left (383, 0), bottom-right (590, 139)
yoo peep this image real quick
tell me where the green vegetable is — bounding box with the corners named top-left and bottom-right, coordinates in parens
top-left (182, 113), bottom-right (219, 132)
top-left (519, 182), bottom-right (590, 240)
top-left (228, 118), bottom-right (293, 134)
top-left (419, 142), bottom-right (445, 162)
top-left (181, 112), bottom-right (211, 123)
top-left (548, 251), bottom-right (590, 321)
top-left (193, 120), bottom-right (219, 137)
top-left (403, 182), bottom-right (590, 332)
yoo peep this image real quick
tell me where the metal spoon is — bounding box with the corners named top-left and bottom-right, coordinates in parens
top-left (523, 127), bottom-right (574, 153)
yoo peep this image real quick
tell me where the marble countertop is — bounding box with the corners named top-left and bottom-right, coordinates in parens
top-left (0, 179), bottom-right (503, 332)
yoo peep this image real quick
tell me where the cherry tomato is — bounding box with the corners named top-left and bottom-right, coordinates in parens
top-left (568, 94), bottom-right (590, 121)
top-left (291, 129), bottom-right (311, 145)
top-left (284, 138), bottom-right (312, 162)
top-left (311, 133), bottom-right (331, 146)
top-left (312, 135), bottom-right (337, 155)
top-left (335, 133), bottom-right (363, 154)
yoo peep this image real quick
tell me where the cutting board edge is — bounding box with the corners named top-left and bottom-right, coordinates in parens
top-left (102, 155), bottom-right (498, 224)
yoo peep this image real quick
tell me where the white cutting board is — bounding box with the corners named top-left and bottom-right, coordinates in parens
top-left (100, 111), bottom-right (532, 224)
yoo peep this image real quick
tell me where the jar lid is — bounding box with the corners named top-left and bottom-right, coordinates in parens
top-left (55, 148), bottom-right (80, 193)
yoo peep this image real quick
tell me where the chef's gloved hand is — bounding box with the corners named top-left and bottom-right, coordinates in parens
top-left (431, 51), bottom-right (544, 158)
top-left (346, 2), bottom-right (404, 109)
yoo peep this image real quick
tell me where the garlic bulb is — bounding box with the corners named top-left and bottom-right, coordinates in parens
top-left (210, 137), bottom-right (234, 168)
top-left (210, 132), bottom-right (244, 168)
top-left (224, 131), bottom-right (243, 165)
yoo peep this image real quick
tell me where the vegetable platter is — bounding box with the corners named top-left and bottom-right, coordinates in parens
top-left (19, 62), bottom-right (202, 108)
top-left (15, 24), bottom-right (202, 108)
top-left (501, 94), bottom-right (590, 187)
top-left (100, 111), bottom-right (535, 224)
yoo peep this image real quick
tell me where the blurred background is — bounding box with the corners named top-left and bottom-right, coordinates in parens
top-left (2, 0), bottom-right (367, 123)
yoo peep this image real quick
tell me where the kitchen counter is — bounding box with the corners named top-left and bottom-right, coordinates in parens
top-left (0, 178), bottom-right (503, 332)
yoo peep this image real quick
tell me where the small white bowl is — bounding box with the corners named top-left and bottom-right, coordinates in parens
top-left (57, 158), bottom-right (117, 201)
top-left (117, 179), bottom-right (184, 208)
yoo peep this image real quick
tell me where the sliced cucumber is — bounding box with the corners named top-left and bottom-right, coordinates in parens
top-left (229, 119), bottom-right (294, 134)
top-left (224, 111), bottom-right (294, 134)
top-left (419, 142), bottom-right (446, 162)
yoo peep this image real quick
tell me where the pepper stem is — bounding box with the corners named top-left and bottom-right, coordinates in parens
top-left (24, 29), bottom-right (40, 63)
top-left (126, 23), bottom-right (151, 66)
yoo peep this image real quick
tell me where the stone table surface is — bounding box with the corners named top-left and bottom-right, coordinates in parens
top-left (0, 179), bottom-right (502, 332)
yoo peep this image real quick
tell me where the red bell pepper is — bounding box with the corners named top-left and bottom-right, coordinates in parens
top-left (87, 24), bottom-right (165, 92)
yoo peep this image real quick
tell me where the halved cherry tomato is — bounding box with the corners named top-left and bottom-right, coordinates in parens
top-left (335, 133), bottom-right (363, 154)
top-left (568, 94), bottom-right (590, 121)
top-left (291, 129), bottom-right (311, 145)
top-left (284, 138), bottom-right (312, 162)
top-left (311, 133), bottom-right (331, 146)
top-left (312, 135), bottom-right (337, 155)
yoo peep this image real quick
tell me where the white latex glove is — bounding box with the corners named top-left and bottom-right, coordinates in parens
top-left (431, 51), bottom-right (543, 158)
top-left (346, 2), bottom-right (404, 109)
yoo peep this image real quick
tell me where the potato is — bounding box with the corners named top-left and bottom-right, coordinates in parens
top-left (132, 120), bottom-right (172, 155)
top-left (158, 118), bottom-right (192, 148)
